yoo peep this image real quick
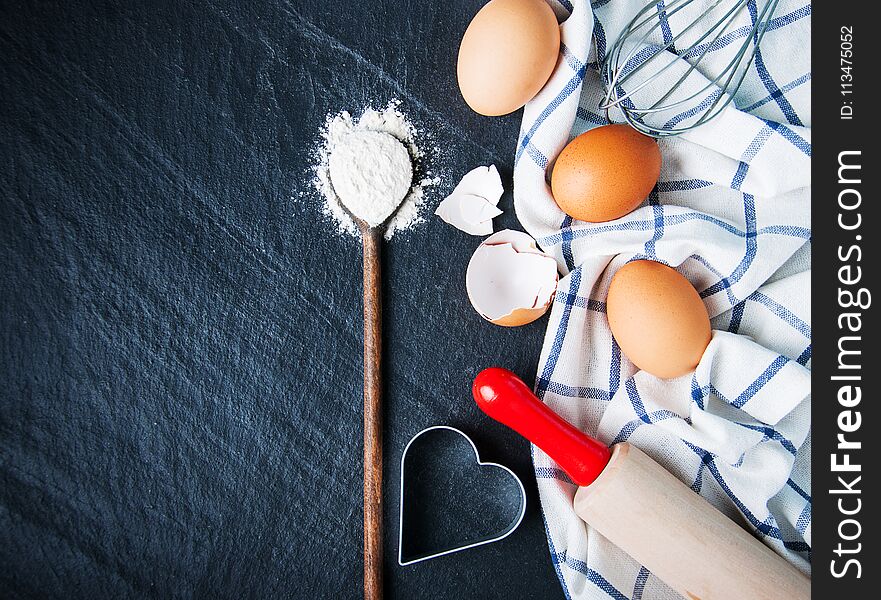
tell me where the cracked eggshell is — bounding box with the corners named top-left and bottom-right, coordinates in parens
top-left (435, 165), bottom-right (505, 236)
top-left (450, 165), bottom-right (504, 204)
top-left (435, 193), bottom-right (503, 236)
top-left (466, 229), bottom-right (559, 327)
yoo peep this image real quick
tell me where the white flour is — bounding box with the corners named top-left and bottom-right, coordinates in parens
top-left (311, 101), bottom-right (438, 240)
top-left (328, 131), bottom-right (412, 227)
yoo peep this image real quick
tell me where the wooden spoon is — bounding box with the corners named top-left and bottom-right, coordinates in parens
top-left (328, 130), bottom-right (413, 600)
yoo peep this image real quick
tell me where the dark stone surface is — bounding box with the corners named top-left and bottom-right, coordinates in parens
top-left (0, 1), bottom-right (565, 598)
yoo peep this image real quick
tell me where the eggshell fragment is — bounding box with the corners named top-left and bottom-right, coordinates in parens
top-left (466, 230), bottom-right (559, 326)
top-left (450, 165), bottom-right (505, 202)
top-left (606, 260), bottom-right (711, 379)
top-left (435, 165), bottom-right (505, 236)
top-left (551, 124), bottom-right (662, 222)
top-left (457, 0), bottom-right (561, 116)
top-left (436, 194), bottom-right (503, 236)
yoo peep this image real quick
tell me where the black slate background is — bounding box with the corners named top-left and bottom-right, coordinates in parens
top-left (0, 1), bottom-right (566, 598)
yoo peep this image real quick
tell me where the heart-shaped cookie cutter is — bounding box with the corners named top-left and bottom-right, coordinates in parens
top-left (397, 425), bottom-right (527, 566)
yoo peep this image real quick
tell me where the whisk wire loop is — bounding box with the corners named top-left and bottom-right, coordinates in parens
top-left (600, 0), bottom-right (782, 137)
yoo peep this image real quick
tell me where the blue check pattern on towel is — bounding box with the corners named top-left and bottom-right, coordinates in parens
top-left (515, 2), bottom-right (811, 598)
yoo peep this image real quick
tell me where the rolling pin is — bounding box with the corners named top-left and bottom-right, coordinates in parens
top-left (472, 368), bottom-right (810, 600)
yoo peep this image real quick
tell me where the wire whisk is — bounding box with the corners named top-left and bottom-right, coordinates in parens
top-left (600, 0), bottom-right (781, 137)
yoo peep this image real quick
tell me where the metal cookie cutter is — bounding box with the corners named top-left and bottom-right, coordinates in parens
top-left (397, 425), bottom-right (527, 566)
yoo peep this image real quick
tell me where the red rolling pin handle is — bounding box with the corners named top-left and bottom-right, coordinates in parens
top-left (472, 367), bottom-right (610, 486)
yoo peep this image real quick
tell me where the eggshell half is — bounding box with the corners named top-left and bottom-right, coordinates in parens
top-left (550, 124), bottom-right (661, 222)
top-left (457, 0), bottom-right (561, 116)
top-left (606, 260), bottom-right (711, 379)
top-left (466, 230), bottom-right (559, 326)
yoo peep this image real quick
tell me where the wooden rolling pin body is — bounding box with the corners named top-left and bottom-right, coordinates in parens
top-left (575, 443), bottom-right (809, 600)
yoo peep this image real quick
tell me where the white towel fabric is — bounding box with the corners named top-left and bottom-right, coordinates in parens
top-left (514, 1), bottom-right (811, 598)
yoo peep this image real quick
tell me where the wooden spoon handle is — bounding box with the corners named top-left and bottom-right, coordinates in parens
top-left (362, 225), bottom-right (383, 600)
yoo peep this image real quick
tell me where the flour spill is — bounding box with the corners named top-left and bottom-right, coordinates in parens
top-left (311, 101), bottom-right (439, 240)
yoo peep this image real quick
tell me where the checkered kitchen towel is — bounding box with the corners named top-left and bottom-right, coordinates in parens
top-left (514, 1), bottom-right (811, 598)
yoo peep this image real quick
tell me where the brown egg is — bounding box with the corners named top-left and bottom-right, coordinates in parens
top-left (606, 260), bottom-right (711, 379)
top-left (551, 124), bottom-right (662, 222)
top-left (457, 0), bottom-right (560, 117)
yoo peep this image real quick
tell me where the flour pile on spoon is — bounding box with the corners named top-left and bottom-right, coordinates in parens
top-left (312, 101), bottom-right (438, 239)
top-left (328, 130), bottom-right (412, 227)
